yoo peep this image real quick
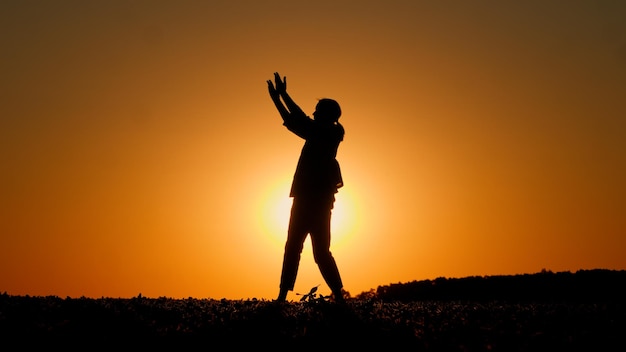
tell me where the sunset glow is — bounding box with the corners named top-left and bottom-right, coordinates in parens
top-left (1, 0), bottom-right (625, 301)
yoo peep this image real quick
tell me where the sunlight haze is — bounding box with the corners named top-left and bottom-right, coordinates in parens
top-left (1, 0), bottom-right (625, 300)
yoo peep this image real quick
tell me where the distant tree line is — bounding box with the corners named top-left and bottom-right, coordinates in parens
top-left (356, 269), bottom-right (626, 303)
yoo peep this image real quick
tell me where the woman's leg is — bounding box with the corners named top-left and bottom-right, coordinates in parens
top-left (310, 198), bottom-right (343, 297)
top-left (278, 198), bottom-right (309, 300)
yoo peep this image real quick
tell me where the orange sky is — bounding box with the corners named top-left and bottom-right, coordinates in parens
top-left (1, 1), bottom-right (625, 300)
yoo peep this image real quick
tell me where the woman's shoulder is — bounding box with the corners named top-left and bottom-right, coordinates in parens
top-left (309, 120), bottom-right (344, 141)
top-left (334, 122), bottom-right (345, 140)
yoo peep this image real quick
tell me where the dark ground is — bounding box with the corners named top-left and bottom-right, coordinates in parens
top-left (2, 270), bottom-right (625, 351)
top-left (2, 295), bottom-right (625, 351)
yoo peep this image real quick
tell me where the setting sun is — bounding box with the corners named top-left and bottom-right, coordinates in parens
top-left (255, 176), bottom-right (292, 249)
top-left (254, 167), bottom-right (361, 253)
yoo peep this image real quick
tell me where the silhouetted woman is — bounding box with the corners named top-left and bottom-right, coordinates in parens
top-left (267, 72), bottom-right (345, 303)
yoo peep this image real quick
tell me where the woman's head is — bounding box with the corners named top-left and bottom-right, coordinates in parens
top-left (313, 98), bottom-right (341, 123)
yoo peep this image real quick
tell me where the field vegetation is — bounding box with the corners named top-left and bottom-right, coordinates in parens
top-left (2, 269), bottom-right (624, 351)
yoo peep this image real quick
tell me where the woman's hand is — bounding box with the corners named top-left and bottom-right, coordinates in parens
top-left (267, 79), bottom-right (279, 98)
top-left (274, 72), bottom-right (287, 94)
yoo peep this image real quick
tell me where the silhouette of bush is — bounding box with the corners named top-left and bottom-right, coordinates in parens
top-left (373, 269), bottom-right (626, 303)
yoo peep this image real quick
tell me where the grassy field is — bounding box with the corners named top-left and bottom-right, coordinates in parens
top-left (1, 293), bottom-right (624, 351)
